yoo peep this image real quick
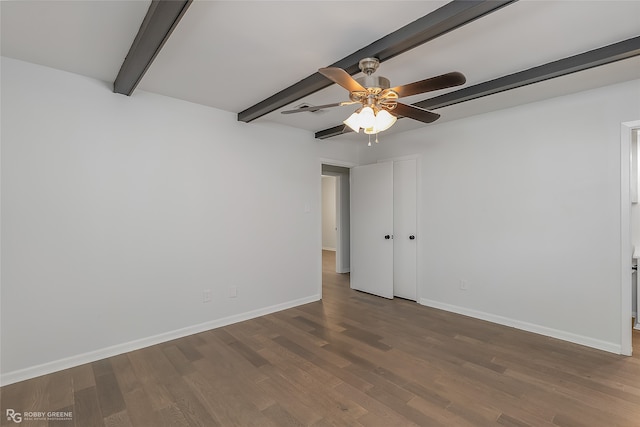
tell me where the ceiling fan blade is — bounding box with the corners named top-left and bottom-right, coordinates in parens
top-left (390, 72), bottom-right (466, 98)
top-left (318, 67), bottom-right (366, 93)
top-left (281, 101), bottom-right (355, 114)
top-left (392, 103), bottom-right (440, 123)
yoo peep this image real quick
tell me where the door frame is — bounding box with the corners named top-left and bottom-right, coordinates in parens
top-left (321, 175), bottom-right (338, 252)
top-left (334, 174), bottom-right (350, 274)
top-left (621, 120), bottom-right (640, 355)
top-left (319, 158), bottom-right (357, 298)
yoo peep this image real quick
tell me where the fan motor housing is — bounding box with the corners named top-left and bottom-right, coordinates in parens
top-left (356, 75), bottom-right (390, 91)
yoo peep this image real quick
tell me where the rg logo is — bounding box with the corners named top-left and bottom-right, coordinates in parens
top-left (6, 409), bottom-right (22, 423)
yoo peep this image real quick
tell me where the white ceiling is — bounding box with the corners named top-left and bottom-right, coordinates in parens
top-left (2, 0), bottom-right (639, 140)
top-left (0, 0), bottom-right (151, 83)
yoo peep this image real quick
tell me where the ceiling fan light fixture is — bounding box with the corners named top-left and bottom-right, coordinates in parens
top-left (343, 105), bottom-right (398, 135)
top-left (343, 111), bottom-right (362, 133)
top-left (358, 106), bottom-right (375, 129)
top-left (374, 109), bottom-right (397, 132)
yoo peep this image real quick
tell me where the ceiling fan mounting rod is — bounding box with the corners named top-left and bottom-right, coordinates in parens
top-left (365, 95), bottom-right (376, 108)
top-left (354, 57), bottom-right (396, 108)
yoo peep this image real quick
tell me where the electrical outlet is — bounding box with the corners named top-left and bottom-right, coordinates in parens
top-left (459, 280), bottom-right (469, 291)
top-left (228, 286), bottom-right (237, 298)
top-left (203, 289), bottom-right (212, 303)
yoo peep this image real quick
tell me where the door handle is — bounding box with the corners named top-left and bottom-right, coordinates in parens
top-left (384, 235), bottom-right (391, 240)
top-left (409, 235), bottom-right (415, 240)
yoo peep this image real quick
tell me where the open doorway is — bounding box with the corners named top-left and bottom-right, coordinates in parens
top-left (622, 121), bottom-right (640, 355)
top-left (629, 127), bottom-right (640, 356)
top-left (633, 128), bottom-right (639, 329)
top-left (321, 175), bottom-right (337, 252)
top-left (321, 164), bottom-right (351, 275)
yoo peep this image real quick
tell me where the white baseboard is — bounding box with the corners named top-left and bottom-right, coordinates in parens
top-left (336, 268), bottom-right (350, 274)
top-left (1, 294), bottom-right (320, 386)
top-left (322, 247), bottom-right (336, 251)
top-left (419, 298), bottom-right (622, 355)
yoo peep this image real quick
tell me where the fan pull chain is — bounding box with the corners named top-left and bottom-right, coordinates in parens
top-left (367, 133), bottom-right (381, 146)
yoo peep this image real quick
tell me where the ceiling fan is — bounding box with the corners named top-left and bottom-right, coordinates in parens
top-left (282, 57), bottom-right (466, 137)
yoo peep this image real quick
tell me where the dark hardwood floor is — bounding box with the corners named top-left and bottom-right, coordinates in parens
top-left (2, 250), bottom-right (640, 426)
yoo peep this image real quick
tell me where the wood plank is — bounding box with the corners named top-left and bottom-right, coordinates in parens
top-left (45, 370), bottom-right (73, 411)
top-left (267, 335), bottom-right (372, 392)
top-left (333, 382), bottom-right (418, 427)
top-left (175, 341), bottom-right (203, 362)
top-left (120, 388), bottom-right (165, 427)
top-left (162, 345), bottom-right (196, 376)
top-left (73, 387), bottom-right (104, 427)
top-left (163, 377), bottom-right (218, 427)
top-left (182, 371), bottom-right (278, 427)
top-left (211, 329), bottom-right (270, 368)
top-left (68, 363), bottom-right (96, 392)
top-left (261, 403), bottom-right (304, 427)
top-left (103, 410), bottom-right (133, 427)
top-left (92, 360), bottom-right (126, 418)
top-left (109, 354), bottom-right (141, 394)
top-left (191, 341), bottom-right (275, 411)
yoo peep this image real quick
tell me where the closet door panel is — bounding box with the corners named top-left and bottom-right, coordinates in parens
top-left (393, 159), bottom-right (417, 300)
top-left (350, 162), bottom-right (394, 299)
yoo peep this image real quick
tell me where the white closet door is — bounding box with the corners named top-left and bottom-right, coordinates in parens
top-left (393, 159), bottom-right (417, 300)
top-left (350, 162), bottom-right (394, 299)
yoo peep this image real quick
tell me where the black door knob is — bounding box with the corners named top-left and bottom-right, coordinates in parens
top-left (384, 235), bottom-right (391, 240)
top-left (409, 235), bottom-right (415, 240)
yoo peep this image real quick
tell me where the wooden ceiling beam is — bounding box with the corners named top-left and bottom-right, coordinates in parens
top-left (113, 0), bottom-right (191, 96)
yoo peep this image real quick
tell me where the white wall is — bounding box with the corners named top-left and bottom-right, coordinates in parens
top-left (355, 79), bottom-right (640, 352)
top-left (0, 57), bottom-right (354, 384)
top-left (321, 176), bottom-right (337, 250)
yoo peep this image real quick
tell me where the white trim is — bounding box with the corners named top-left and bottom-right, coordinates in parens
top-left (415, 156), bottom-right (422, 303)
top-left (0, 294), bottom-right (320, 386)
top-left (335, 175), bottom-right (344, 274)
top-left (319, 158), bottom-right (358, 169)
top-left (320, 158), bottom-right (356, 281)
top-left (318, 158), bottom-right (358, 298)
top-left (621, 120), bottom-right (640, 356)
top-left (420, 298), bottom-right (622, 354)
top-left (322, 247), bottom-right (336, 251)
